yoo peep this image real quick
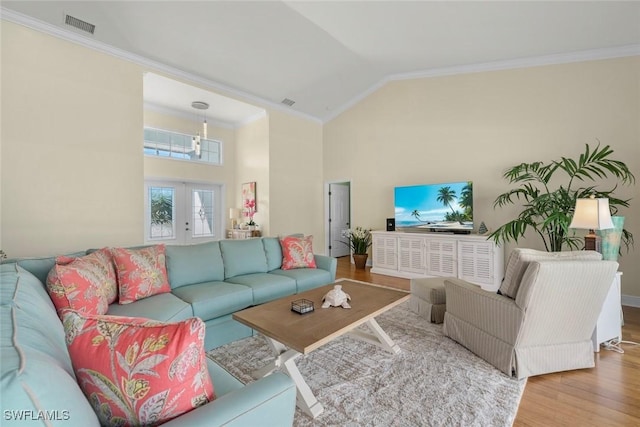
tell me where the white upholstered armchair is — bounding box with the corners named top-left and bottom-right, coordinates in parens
top-left (443, 249), bottom-right (618, 379)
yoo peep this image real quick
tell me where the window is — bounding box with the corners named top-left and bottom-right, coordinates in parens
top-left (145, 180), bottom-right (223, 244)
top-left (144, 127), bottom-right (221, 164)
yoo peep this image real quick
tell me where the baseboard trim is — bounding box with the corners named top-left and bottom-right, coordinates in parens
top-left (622, 294), bottom-right (640, 308)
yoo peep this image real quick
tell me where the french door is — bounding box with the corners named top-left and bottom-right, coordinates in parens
top-left (144, 180), bottom-right (222, 245)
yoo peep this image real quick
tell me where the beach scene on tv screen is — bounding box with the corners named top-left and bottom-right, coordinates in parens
top-left (395, 181), bottom-right (473, 231)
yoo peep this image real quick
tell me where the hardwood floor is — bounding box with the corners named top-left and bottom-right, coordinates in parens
top-left (335, 256), bottom-right (640, 426)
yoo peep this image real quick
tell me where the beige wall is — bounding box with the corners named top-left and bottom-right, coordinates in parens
top-left (3, 20), bottom-right (638, 302)
top-left (269, 110), bottom-right (324, 243)
top-left (324, 56), bottom-right (640, 300)
top-left (235, 115), bottom-right (270, 235)
top-left (1, 21), bottom-right (144, 256)
top-left (0, 22), bottom-right (323, 258)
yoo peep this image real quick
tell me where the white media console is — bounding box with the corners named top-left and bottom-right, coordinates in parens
top-left (371, 231), bottom-right (504, 291)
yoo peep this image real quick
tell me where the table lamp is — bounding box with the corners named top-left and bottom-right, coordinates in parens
top-left (569, 196), bottom-right (614, 251)
top-left (229, 208), bottom-right (241, 229)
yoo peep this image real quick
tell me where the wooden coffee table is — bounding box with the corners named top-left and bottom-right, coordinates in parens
top-left (232, 280), bottom-right (410, 418)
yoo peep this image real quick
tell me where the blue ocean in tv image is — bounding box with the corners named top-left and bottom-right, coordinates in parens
top-left (395, 181), bottom-right (473, 231)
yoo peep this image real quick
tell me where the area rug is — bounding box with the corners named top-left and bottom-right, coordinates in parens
top-left (208, 297), bottom-right (526, 426)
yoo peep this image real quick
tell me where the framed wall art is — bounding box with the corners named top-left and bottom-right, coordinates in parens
top-left (242, 182), bottom-right (257, 220)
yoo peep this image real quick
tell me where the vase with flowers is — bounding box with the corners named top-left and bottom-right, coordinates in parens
top-left (244, 199), bottom-right (257, 230)
top-left (342, 227), bottom-right (372, 269)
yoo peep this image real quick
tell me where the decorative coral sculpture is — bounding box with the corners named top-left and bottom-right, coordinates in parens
top-left (322, 284), bottom-right (351, 309)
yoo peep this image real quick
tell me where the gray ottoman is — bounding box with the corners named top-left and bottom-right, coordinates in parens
top-left (408, 277), bottom-right (447, 324)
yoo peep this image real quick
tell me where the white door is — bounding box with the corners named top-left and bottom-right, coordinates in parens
top-left (329, 183), bottom-right (350, 257)
top-left (145, 180), bottom-right (222, 245)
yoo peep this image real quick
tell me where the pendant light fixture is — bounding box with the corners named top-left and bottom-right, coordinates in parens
top-left (191, 101), bottom-right (209, 158)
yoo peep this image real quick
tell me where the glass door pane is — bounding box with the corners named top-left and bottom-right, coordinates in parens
top-left (191, 188), bottom-right (214, 239)
top-left (145, 181), bottom-right (221, 245)
top-left (148, 186), bottom-right (176, 240)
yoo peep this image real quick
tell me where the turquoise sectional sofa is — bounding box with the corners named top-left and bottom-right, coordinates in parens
top-left (1, 237), bottom-right (337, 426)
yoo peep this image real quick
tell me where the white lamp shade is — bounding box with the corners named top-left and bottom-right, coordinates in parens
top-left (229, 208), bottom-right (241, 219)
top-left (569, 198), bottom-right (614, 230)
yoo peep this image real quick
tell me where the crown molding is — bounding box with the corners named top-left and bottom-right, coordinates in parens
top-left (322, 44), bottom-right (640, 123)
top-left (391, 44), bottom-right (640, 82)
top-left (321, 78), bottom-right (391, 123)
top-left (238, 110), bottom-right (268, 127)
top-left (1, 7), bottom-right (322, 125)
top-left (4, 7), bottom-right (638, 127)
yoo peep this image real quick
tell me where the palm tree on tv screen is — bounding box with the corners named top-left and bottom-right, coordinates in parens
top-left (437, 186), bottom-right (457, 217)
top-left (410, 209), bottom-right (425, 223)
top-left (460, 182), bottom-right (473, 221)
top-left (438, 185), bottom-right (473, 224)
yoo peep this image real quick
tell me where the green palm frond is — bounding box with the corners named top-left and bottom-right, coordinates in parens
top-left (489, 143), bottom-right (634, 253)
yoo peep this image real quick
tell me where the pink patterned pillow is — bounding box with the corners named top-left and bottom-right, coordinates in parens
top-left (62, 311), bottom-right (214, 426)
top-left (111, 245), bottom-right (171, 304)
top-left (280, 235), bottom-right (317, 270)
top-left (46, 248), bottom-right (118, 316)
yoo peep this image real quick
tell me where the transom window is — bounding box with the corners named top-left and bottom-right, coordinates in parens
top-left (144, 127), bottom-right (221, 165)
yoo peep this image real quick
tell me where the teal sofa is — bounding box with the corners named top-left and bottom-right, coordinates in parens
top-left (1, 237), bottom-right (337, 426)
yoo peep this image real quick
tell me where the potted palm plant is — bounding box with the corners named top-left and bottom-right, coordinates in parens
top-left (489, 143), bottom-right (634, 253)
top-left (342, 227), bottom-right (373, 269)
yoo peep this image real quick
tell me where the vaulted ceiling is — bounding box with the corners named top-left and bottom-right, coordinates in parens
top-left (3, 1), bottom-right (640, 124)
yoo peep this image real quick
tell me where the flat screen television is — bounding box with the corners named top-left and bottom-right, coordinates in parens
top-left (394, 181), bottom-right (473, 233)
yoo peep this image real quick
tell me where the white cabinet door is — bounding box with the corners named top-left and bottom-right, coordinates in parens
top-left (458, 240), bottom-right (494, 286)
top-left (398, 236), bottom-right (426, 274)
top-left (373, 234), bottom-right (398, 270)
top-left (426, 239), bottom-right (456, 277)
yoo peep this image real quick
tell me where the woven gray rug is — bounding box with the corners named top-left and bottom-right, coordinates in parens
top-left (208, 301), bottom-right (526, 426)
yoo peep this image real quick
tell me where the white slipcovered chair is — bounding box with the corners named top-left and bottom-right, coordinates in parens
top-left (443, 248), bottom-right (619, 379)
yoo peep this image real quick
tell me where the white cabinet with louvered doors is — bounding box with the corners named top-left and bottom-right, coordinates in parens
top-left (371, 231), bottom-right (504, 291)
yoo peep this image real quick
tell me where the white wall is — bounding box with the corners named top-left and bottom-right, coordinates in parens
top-left (324, 57), bottom-right (640, 299)
top-left (1, 21), bottom-right (144, 256)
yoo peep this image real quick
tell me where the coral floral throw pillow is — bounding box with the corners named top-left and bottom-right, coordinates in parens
top-left (280, 235), bottom-right (317, 270)
top-left (62, 311), bottom-right (214, 426)
top-left (46, 248), bottom-right (118, 316)
top-left (111, 245), bottom-right (171, 304)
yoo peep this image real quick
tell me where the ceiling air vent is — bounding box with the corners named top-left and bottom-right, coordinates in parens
top-left (64, 14), bottom-right (96, 35)
top-left (281, 98), bottom-right (296, 107)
